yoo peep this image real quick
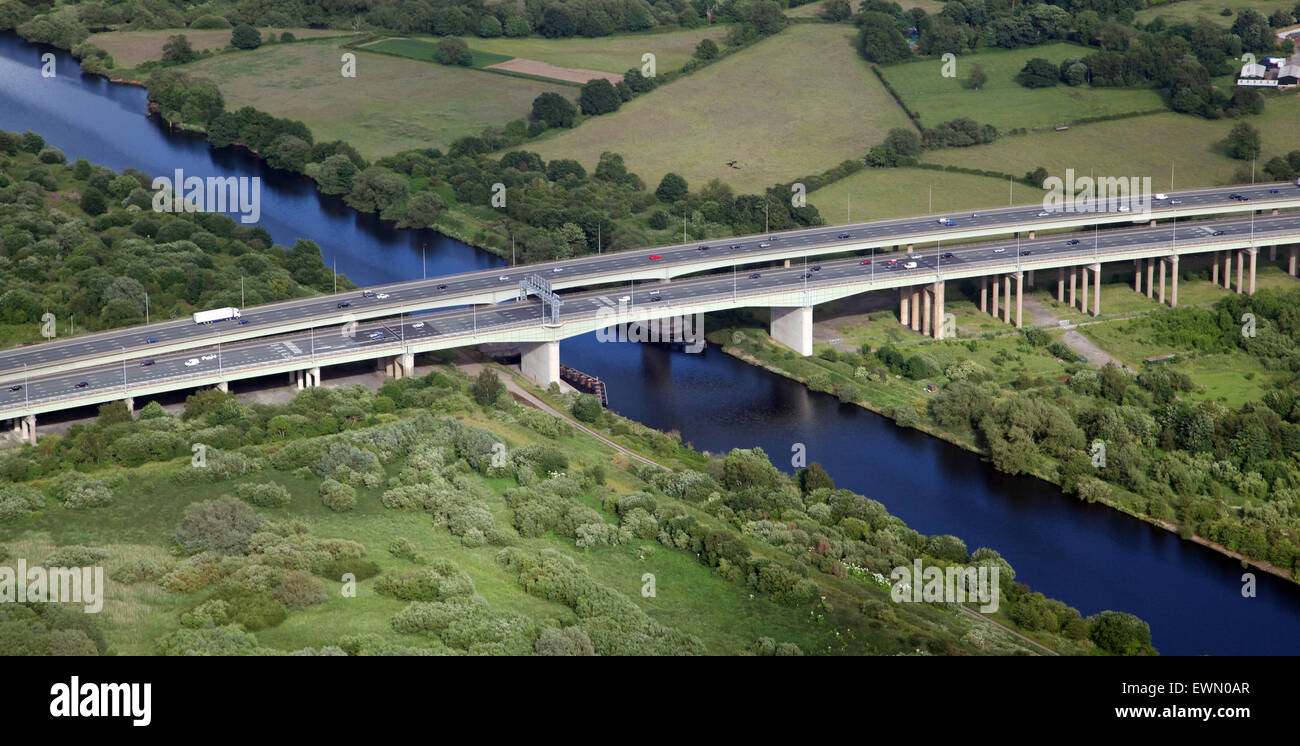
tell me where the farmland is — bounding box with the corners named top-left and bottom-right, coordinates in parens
top-left (88, 28), bottom-right (349, 68)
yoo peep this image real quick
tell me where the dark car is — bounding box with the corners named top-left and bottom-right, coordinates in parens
top-left (337, 302), bottom-right (351, 309)
top-left (7, 384), bottom-right (20, 392)
top-left (1020, 250), bottom-right (1032, 256)
top-left (941, 252), bottom-right (954, 259)
top-left (75, 381), bottom-right (88, 389)
top-left (811, 265), bottom-right (821, 271)
top-left (697, 245), bottom-right (711, 251)
top-left (1212, 230), bottom-right (1225, 236)
top-left (1240, 195), bottom-right (1250, 201)
top-left (1066, 239), bottom-right (1080, 245)
top-left (238, 319), bottom-right (249, 325)
top-left (748, 273), bottom-right (761, 279)
top-left (1229, 193), bottom-right (1242, 200)
top-left (362, 290), bottom-right (376, 297)
top-left (140, 359), bottom-right (155, 366)
top-left (1270, 189), bottom-right (1280, 193)
top-left (650, 295), bottom-right (662, 302)
top-left (801, 272), bottom-right (813, 279)
top-left (838, 233), bottom-right (851, 239)
top-left (436, 284), bottom-right (447, 290)
top-left (146, 338), bottom-right (158, 344)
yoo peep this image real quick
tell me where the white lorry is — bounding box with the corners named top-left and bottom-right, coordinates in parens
top-left (193, 307), bottom-right (241, 324)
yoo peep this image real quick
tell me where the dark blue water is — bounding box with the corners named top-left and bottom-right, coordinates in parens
top-left (3, 34), bottom-right (1297, 655)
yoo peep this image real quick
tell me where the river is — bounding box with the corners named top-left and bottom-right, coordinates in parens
top-left (2, 33), bottom-right (1296, 654)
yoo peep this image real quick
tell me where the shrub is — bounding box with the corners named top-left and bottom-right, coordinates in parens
top-left (43, 545), bottom-right (108, 567)
top-left (435, 37), bottom-right (472, 66)
top-left (375, 560), bottom-right (476, 601)
top-left (318, 557), bottom-right (379, 582)
top-left (571, 393), bottom-right (602, 422)
top-left (0, 483), bottom-right (46, 523)
top-left (273, 571), bottom-right (328, 610)
top-left (51, 472), bottom-right (114, 509)
top-left (230, 24), bottom-right (262, 50)
top-left (233, 481), bottom-right (291, 508)
top-left (534, 626), bottom-right (595, 655)
top-left (320, 479), bottom-right (357, 512)
top-left (173, 496), bottom-right (264, 555)
top-left (111, 559), bottom-right (168, 585)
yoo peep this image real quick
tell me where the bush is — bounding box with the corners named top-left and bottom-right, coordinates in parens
top-left (230, 24), bottom-right (262, 50)
top-left (571, 393), bottom-right (602, 422)
top-left (273, 571), bottom-right (328, 610)
top-left (375, 560), bottom-right (476, 601)
top-left (233, 481), bottom-right (291, 508)
top-left (435, 37), bottom-right (472, 66)
top-left (534, 626), bottom-right (595, 655)
top-left (318, 557), bottom-right (379, 582)
top-left (173, 496), bottom-right (264, 555)
top-left (0, 484), bottom-right (46, 523)
top-left (320, 479), bottom-right (357, 512)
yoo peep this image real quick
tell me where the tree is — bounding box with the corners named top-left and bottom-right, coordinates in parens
top-left (694, 38), bottom-right (719, 60)
top-left (79, 187), bottom-right (106, 216)
top-left (655, 172), bottom-right (688, 202)
top-left (822, 0), bottom-right (852, 21)
top-left (541, 7), bottom-right (576, 38)
top-left (435, 37), bottom-right (472, 66)
top-left (1088, 610), bottom-right (1155, 655)
top-left (1016, 57), bottom-right (1058, 87)
top-left (856, 13), bottom-right (911, 63)
top-left (396, 190), bottom-right (445, 228)
top-left (961, 63), bottom-right (987, 90)
top-left (472, 369), bottom-right (503, 406)
top-left (1224, 122), bottom-right (1262, 160)
top-left (172, 496), bottom-right (264, 555)
top-left (230, 24), bottom-right (262, 50)
top-left (162, 34), bottom-right (196, 65)
top-left (578, 79), bottom-right (621, 115)
top-left (478, 15), bottom-right (502, 38)
top-left (504, 15), bottom-right (531, 37)
top-left (531, 92), bottom-right (577, 128)
top-left (797, 462), bottom-right (835, 493)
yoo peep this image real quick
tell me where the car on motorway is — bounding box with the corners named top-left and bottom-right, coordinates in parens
top-left (1036, 211), bottom-right (1050, 217)
top-left (1066, 239), bottom-right (1080, 245)
top-left (238, 319), bottom-right (249, 325)
top-left (1020, 250), bottom-right (1032, 256)
top-left (411, 322), bottom-right (425, 329)
top-left (1270, 189), bottom-right (1280, 193)
top-left (801, 272), bottom-right (813, 279)
top-left (768, 235), bottom-right (780, 241)
top-left (859, 259), bottom-right (872, 265)
top-left (368, 332), bottom-right (385, 340)
top-left (971, 213), bottom-right (980, 218)
top-left (650, 295), bottom-right (662, 302)
top-left (910, 254), bottom-right (922, 259)
top-left (885, 259), bottom-right (899, 265)
top-left (363, 290), bottom-right (376, 297)
top-left (7, 384), bottom-right (20, 392)
top-left (1170, 199), bottom-right (1182, 205)
top-left (74, 381), bottom-right (88, 389)
top-left (436, 284), bottom-right (447, 290)
top-left (1117, 204), bottom-right (1131, 212)
top-left (618, 295), bottom-right (631, 303)
top-left (937, 218), bottom-right (956, 226)
top-left (498, 275), bottom-right (510, 281)
top-left (811, 265), bottom-right (821, 271)
top-left (337, 302), bottom-right (351, 309)
top-left (759, 242), bottom-right (771, 248)
top-left (697, 245), bottom-right (711, 251)
top-left (146, 338), bottom-right (158, 344)
top-left (993, 247), bottom-right (1006, 253)
top-left (1212, 230), bottom-right (1225, 236)
top-left (1229, 193), bottom-right (1243, 200)
top-left (140, 359), bottom-right (155, 366)
top-left (902, 261), bottom-right (917, 269)
top-left (1154, 193), bottom-right (1168, 200)
top-left (748, 273), bottom-right (761, 279)
top-left (185, 358), bottom-right (199, 367)
top-left (1240, 195), bottom-right (1250, 201)
top-left (729, 244), bottom-right (742, 250)
top-left (376, 293), bottom-right (389, 299)
top-left (649, 255), bottom-right (662, 260)
top-left (838, 233), bottom-right (851, 239)
top-left (941, 252), bottom-right (954, 259)
top-left (201, 354), bottom-right (217, 361)
top-left (552, 267), bottom-right (563, 273)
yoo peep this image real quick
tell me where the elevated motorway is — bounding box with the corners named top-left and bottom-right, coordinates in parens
top-left (1, 181), bottom-right (1296, 383)
top-left (3, 211), bottom-right (1298, 434)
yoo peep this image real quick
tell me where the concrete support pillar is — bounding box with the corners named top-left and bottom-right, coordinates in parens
top-left (295, 370), bottom-right (304, 390)
top-left (1146, 259), bottom-right (1154, 299)
top-left (1015, 272), bottom-right (1023, 328)
top-left (1027, 230), bottom-right (1036, 239)
top-left (1027, 269), bottom-right (1035, 287)
top-left (922, 288), bottom-right (932, 337)
top-left (783, 258), bottom-right (790, 268)
top-left (310, 367), bottom-right (321, 387)
top-left (1158, 259), bottom-right (1166, 305)
top-left (399, 352), bottom-right (414, 378)
top-left (770, 306), bottom-right (813, 357)
top-left (1269, 245), bottom-right (1276, 261)
top-left (1057, 267), bottom-right (1064, 303)
top-left (980, 276), bottom-right (988, 313)
top-left (1003, 275), bottom-right (1012, 324)
top-left (1134, 259), bottom-right (1142, 294)
top-left (216, 381), bottom-right (229, 393)
top-left (1069, 267), bottom-right (1077, 309)
top-left (900, 288), bottom-right (910, 325)
top-left (1168, 255), bottom-right (1179, 308)
top-left (910, 288), bottom-right (921, 331)
top-left (1290, 246), bottom-right (1297, 277)
top-left (933, 281), bottom-right (946, 340)
top-left (1212, 251), bottom-right (1219, 286)
top-left (1248, 247), bottom-right (1257, 296)
top-left (1236, 250), bottom-right (1244, 294)
top-left (519, 340), bottom-right (562, 385)
top-left (1080, 266), bottom-right (1089, 314)
top-left (992, 275), bottom-right (1001, 319)
top-left (1091, 262), bottom-right (1100, 317)
top-left (1223, 253), bottom-right (1232, 290)
top-left (23, 415), bottom-right (35, 446)
top-left (124, 397), bottom-right (133, 417)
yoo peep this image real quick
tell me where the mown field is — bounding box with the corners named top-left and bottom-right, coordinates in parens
top-left (879, 42), bottom-right (1167, 132)
top-left (808, 166), bottom-right (1044, 224)
top-left (88, 28), bottom-right (349, 68)
top-left (529, 23), bottom-right (911, 193)
top-left (458, 26), bottom-right (727, 73)
top-left (363, 37), bottom-right (513, 68)
top-left (177, 39), bottom-right (578, 157)
top-left (1135, 0), bottom-right (1299, 25)
top-left (922, 94), bottom-right (1300, 190)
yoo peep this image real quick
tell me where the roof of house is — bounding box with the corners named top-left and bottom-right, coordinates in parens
top-left (1240, 62), bottom-right (1267, 78)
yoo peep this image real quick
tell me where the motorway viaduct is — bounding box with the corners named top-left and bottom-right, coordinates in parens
top-left (2, 195), bottom-right (1299, 443)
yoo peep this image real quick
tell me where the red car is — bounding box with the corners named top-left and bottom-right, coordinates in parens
top-left (649, 254), bottom-right (662, 260)
top-left (886, 259), bottom-right (899, 265)
top-left (859, 259), bottom-right (871, 265)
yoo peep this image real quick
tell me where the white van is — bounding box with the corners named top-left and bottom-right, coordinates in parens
top-left (903, 261), bottom-right (918, 269)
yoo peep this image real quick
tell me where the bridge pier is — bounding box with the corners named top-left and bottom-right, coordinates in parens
top-left (216, 381), bottom-right (229, 393)
top-left (1291, 245), bottom-right (1297, 277)
top-left (910, 288), bottom-right (921, 331)
top-left (1248, 247), bottom-right (1257, 295)
top-left (1002, 275), bottom-right (1012, 324)
top-left (1080, 266), bottom-right (1088, 314)
top-left (520, 341), bottom-right (561, 386)
top-left (19, 414), bottom-right (35, 445)
top-left (1057, 268), bottom-right (1064, 304)
top-left (932, 280), bottom-right (946, 339)
top-left (1145, 259), bottom-right (1154, 299)
top-left (991, 275), bottom-right (1000, 319)
top-left (1158, 259), bottom-right (1166, 305)
top-left (922, 287), bottom-right (932, 336)
top-left (980, 276), bottom-right (988, 313)
top-left (1091, 262), bottom-right (1101, 316)
top-left (900, 288), bottom-right (910, 325)
top-left (1236, 249), bottom-right (1244, 294)
top-left (1133, 259), bottom-right (1142, 294)
top-left (1068, 267), bottom-right (1076, 308)
top-left (1027, 269), bottom-right (1034, 287)
top-left (1269, 245), bottom-right (1275, 261)
top-left (1223, 252), bottom-right (1232, 290)
top-left (1212, 251), bottom-right (1219, 285)
top-left (770, 306), bottom-right (813, 356)
top-left (125, 397), bottom-right (133, 418)
top-left (1167, 255), bottom-right (1179, 307)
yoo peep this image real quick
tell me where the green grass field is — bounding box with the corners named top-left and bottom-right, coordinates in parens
top-left (364, 38), bottom-right (513, 68)
top-left (88, 28), bottom-right (350, 68)
top-left (529, 23), bottom-right (911, 193)
top-left (807, 166), bottom-right (1044, 224)
top-left (178, 39), bottom-right (578, 158)
top-left (921, 94), bottom-right (1300, 190)
top-left (879, 43), bottom-right (1167, 132)
top-left (458, 26), bottom-right (728, 74)
top-left (1135, 0), bottom-right (1299, 26)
